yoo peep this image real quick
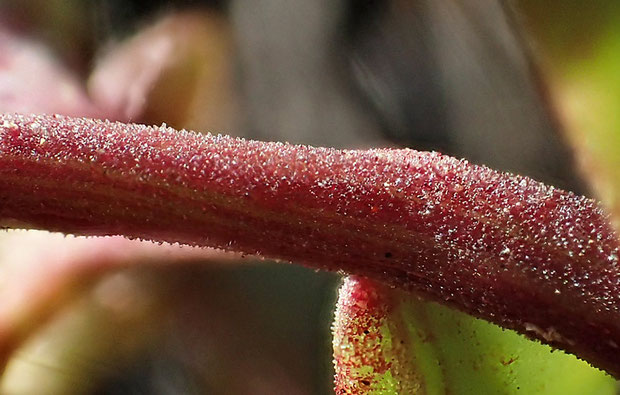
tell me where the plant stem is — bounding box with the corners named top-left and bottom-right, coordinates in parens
top-left (1, 113), bottom-right (619, 376)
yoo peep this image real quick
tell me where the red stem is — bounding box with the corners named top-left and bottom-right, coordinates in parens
top-left (1, 113), bottom-right (619, 376)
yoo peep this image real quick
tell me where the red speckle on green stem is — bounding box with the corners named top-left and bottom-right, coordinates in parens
top-left (333, 276), bottom-right (420, 394)
top-left (1, 113), bottom-right (620, 376)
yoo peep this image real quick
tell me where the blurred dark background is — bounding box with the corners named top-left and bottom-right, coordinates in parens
top-left (0, 0), bottom-right (603, 393)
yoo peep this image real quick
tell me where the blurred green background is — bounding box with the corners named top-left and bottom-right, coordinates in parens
top-left (1, 1), bottom-right (620, 393)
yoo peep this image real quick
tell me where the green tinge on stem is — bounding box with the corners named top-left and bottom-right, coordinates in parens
top-left (333, 277), bottom-right (616, 394)
top-left (1, 113), bottom-right (620, 377)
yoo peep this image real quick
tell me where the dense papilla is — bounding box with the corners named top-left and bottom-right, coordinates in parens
top-left (1, 113), bottom-right (619, 376)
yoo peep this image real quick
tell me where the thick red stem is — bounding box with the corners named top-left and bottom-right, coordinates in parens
top-left (1, 113), bottom-right (619, 376)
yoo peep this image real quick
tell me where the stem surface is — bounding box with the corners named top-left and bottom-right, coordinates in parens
top-left (1, 113), bottom-right (619, 376)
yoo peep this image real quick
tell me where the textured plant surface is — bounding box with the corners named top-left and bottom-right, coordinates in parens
top-left (333, 277), bottom-right (615, 394)
top-left (1, 113), bottom-right (620, 382)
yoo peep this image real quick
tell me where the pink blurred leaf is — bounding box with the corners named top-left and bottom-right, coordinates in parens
top-left (0, 229), bottom-right (234, 371)
top-left (88, 11), bottom-right (236, 132)
top-left (0, 29), bottom-right (101, 117)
